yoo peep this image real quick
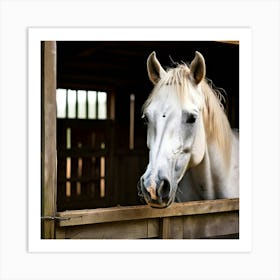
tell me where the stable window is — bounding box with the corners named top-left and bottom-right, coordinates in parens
top-left (56, 88), bottom-right (112, 211)
top-left (56, 89), bottom-right (107, 120)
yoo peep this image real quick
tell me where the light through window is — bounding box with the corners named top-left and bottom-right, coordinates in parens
top-left (56, 89), bottom-right (107, 119)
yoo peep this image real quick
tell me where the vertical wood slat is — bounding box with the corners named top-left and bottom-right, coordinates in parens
top-left (96, 91), bottom-right (99, 119)
top-left (109, 91), bottom-right (115, 120)
top-left (75, 89), bottom-right (78, 119)
top-left (66, 89), bottom-right (69, 118)
top-left (85, 90), bottom-right (89, 119)
top-left (161, 217), bottom-right (171, 239)
top-left (41, 41), bottom-right (57, 239)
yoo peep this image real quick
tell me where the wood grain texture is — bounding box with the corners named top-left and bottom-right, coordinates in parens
top-left (55, 211), bottom-right (239, 239)
top-left (41, 41), bottom-right (57, 239)
top-left (57, 198), bottom-right (239, 227)
top-left (58, 219), bottom-right (160, 239)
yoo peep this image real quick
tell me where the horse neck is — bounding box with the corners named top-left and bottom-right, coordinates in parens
top-left (188, 132), bottom-right (234, 200)
top-left (179, 82), bottom-right (237, 200)
top-left (202, 81), bottom-right (233, 168)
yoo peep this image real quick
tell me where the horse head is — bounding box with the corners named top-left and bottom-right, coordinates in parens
top-left (138, 51), bottom-right (207, 208)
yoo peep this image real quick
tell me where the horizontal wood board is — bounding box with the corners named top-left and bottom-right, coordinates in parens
top-left (56, 211), bottom-right (239, 239)
top-left (57, 198), bottom-right (239, 227)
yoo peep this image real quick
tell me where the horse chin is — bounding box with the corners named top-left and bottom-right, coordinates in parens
top-left (149, 203), bottom-right (169, 209)
top-left (147, 195), bottom-right (175, 208)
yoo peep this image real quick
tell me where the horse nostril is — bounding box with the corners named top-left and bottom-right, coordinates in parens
top-left (157, 179), bottom-right (170, 199)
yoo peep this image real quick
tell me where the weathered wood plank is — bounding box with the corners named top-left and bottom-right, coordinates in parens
top-left (161, 217), bottom-right (171, 239)
top-left (169, 216), bottom-right (184, 239)
top-left (41, 41), bottom-right (57, 239)
top-left (55, 211), bottom-right (239, 239)
top-left (182, 211), bottom-right (239, 239)
top-left (216, 40), bottom-right (239, 45)
top-left (57, 198), bottom-right (239, 227)
top-left (147, 219), bottom-right (159, 238)
top-left (55, 227), bottom-right (66, 239)
top-left (61, 219), bottom-right (160, 239)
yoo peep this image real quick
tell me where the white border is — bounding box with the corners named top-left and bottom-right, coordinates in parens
top-left (28, 27), bottom-right (252, 253)
top-left (1, 1), bottom-right (279, 279)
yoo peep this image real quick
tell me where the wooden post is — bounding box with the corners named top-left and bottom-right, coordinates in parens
top-left (41, 41), bottom-right (57, 239)
top-left (161, 217), bottom-right (171, 239)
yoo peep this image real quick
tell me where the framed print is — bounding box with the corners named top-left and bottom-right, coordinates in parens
top-left (28, 27), bottom-right (252, 253)
top-left (1, 1), bottom-right (279, 279)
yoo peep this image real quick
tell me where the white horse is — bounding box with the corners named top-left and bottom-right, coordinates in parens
top-left (138, 51), bottom-right (239, 208)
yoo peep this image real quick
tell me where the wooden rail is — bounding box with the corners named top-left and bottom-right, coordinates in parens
top-left (57, 198), bottom-right (239, 227)
top-left (55, 199), bottom-right (239, 239)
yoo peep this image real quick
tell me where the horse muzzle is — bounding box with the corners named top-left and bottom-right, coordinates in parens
top-left (138, 177), bottom-right (173, 208)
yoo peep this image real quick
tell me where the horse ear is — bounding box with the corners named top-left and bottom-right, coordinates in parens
top-left (147, 51), bottom-right (166, 85)
top-left (190, 51), bottom-right (206, 85)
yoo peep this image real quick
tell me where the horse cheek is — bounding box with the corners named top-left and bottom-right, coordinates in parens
top-left (189, 120), bottom-right (206, 167)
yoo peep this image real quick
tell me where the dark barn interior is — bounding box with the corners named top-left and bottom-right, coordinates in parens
top-left (56, 41), bottom-right (239, 211)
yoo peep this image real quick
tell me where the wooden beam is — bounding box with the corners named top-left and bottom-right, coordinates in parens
top-left (41, 41), bottom-right (57, 238)
top-left (57, 198), bottom-right (239, 227)
top-left (58, 73), bottom-right (145, 89)
top-left (216, 40), bottom-right (239, 45)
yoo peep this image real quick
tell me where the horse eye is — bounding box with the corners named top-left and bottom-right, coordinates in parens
top-left (142, 114), bottom-right (149, 125)
top-left (186, 114), bottom-right (197, 124)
